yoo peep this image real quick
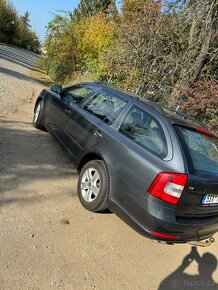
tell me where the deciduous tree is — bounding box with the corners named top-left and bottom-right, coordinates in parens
top-left (73, 0), bottom-right (116, 20)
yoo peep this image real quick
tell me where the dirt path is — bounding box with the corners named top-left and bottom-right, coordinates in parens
top-left (0, 44), bottom-right (218, 290)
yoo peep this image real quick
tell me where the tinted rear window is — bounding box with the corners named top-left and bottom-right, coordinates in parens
top-left (176, 126), bottom-right (218, 176)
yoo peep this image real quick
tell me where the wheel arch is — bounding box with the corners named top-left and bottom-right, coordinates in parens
top-left (77, 152), bottom-right (104, 172)
top-left (34, 96), bottom-right (43, 112)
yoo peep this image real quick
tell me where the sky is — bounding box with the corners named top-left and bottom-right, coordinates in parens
top-left (10, 0), bottom-right (81, 41)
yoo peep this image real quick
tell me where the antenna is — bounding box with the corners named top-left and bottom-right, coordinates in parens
top-left (107, 77), bottom-right (112, 84)
top-left (135, 84), bottom-right (142, 95)
top-left (175, 104), bottom-right (180, 112)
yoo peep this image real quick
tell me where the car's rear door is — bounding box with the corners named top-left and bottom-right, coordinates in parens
top-left (63, 89), bottom-right (128, 159)
top-left (103, 105), bottom-right (172, 217)
top-left (175, 126), bottom-right (218, 220)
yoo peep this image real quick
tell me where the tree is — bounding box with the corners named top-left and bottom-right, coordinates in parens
top-left (73, 0), bottom-right (116, 20)
top-left (45, 13), bottom-right (78, 82)
top-left (79, 12), bottom-right (117, 79)
top-left (108, 0), bottom-right (188, 101)
top-left (0, 0), bottom-right (39, 51)
top-left (165, 0), bottom-right (218, 107)
top-left (0, 0), bottom-right (17, 43)
top-left (20, 10), bottom-right (31, 27)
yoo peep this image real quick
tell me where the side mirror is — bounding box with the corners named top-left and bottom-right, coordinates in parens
top-left (51, 85), bottom-right (62, 94)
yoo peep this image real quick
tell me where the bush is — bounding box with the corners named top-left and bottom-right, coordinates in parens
top-left (181, 78), bottom-right (218, 136)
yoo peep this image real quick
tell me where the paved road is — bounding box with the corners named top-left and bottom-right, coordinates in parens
top-left (0, 44), bottom-right (218, 290)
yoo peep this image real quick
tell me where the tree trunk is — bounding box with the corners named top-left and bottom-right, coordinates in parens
top-left (168, 0), bottom-right (217, 108)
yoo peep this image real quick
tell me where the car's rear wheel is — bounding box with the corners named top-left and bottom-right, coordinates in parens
top-left (33, 100), bottom-right (45, 130)
top-left (78, 160), bottom-right (109, 212)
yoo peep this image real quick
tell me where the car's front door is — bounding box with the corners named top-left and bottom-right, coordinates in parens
top-left (45, 85), bottom-right (99, 143)
top-left (56, 85), bottom-right (99, 158)
top-left (44, 90), bottom-right (69, 140)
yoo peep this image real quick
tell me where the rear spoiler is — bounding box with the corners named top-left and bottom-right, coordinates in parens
top-left (172, 123), bottom-right (217, 139)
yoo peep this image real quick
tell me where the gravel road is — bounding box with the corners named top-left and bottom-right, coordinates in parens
top-left (0, 44), bottom-right (218, 290)
top-left (0, 44), bottom-right (40, 115)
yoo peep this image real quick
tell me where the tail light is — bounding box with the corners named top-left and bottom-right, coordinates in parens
top-left (148, 172), bottom-right (188, 205)
top-left (151, 231), bottom-right (180, 240)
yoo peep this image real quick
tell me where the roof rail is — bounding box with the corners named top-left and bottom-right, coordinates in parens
top-left (143, 99), bottom-right (166, 114)
top-left (95, 81), bottom-right (208, 129)
top-left (95, 81), bottom-right (166, 115)
top-left (95, 81), bottom-right (139, 97)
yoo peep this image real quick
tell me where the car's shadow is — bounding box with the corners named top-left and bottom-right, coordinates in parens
top-left (0, 66), bottom-right (40, 84)
top-left (0, 118), bottom-right (78, 204)
top-left (100, 208), bottom-right (113, 214)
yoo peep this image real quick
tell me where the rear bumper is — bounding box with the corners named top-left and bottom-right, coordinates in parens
top-left (146, 196), bottom-right (218, 242)
top-left (107, 167), bottom-right (218, 243)
top-left (108, 195), bottom-right (218, 243)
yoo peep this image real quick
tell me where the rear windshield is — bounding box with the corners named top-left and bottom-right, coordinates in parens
top-left (175, 126), bottom-right (218, 176)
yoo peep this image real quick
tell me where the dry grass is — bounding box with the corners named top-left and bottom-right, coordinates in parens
top-left (31, 57), bottom-right (53, 87)
top-left (32, 57), bottom-right (97, 88)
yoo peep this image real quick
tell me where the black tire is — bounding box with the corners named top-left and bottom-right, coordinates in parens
top-left (33, 100), bottom-right (45, 130)
top-left (78, 160), bottom-right (109, 212)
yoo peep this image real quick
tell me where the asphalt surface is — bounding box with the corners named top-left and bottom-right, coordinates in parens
top-left (0, 43), bottom-right (218, 290)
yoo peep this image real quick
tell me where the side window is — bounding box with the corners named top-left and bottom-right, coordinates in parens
top-left (119, 106), bottom-right (168, 158)
top-left (83, 91), bottom-right (127, 124)
top-left (61, 86), bottom-right (98, 105)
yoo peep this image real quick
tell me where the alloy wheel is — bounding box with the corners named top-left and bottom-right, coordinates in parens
top-left (81, 168), bottom-right (101, 202)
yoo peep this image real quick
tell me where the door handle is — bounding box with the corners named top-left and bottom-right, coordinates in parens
top-left (94, 129), bottom-right (103, 138)
top-left (64, 107), bottom-right (71, 114)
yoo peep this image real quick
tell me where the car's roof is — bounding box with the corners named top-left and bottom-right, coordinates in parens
top-left (78, 81), bottom-right (205, 130)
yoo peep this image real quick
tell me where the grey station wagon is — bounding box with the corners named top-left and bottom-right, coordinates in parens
top-left (33, 82), bottom-right (218, 245)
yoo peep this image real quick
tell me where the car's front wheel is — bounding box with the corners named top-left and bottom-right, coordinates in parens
top-left (78, 160), bottom-right (109, 212)
top-left (33, 100), bottom-right (45, 130)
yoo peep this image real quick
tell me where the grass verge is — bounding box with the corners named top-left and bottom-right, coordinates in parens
top-left (31, 57), bottom-right (54, 87)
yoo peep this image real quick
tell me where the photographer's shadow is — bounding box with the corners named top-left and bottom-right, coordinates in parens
top-left (158, 246), bottom-right (218, 290)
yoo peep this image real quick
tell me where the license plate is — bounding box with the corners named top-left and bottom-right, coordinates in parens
top-left (202, 194), bottom-right (218, 206)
